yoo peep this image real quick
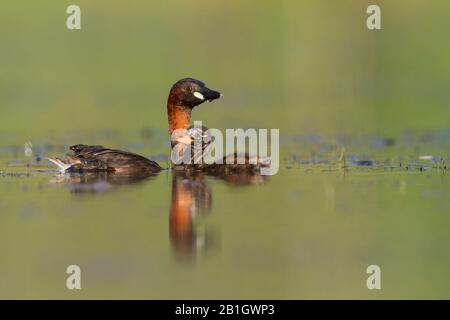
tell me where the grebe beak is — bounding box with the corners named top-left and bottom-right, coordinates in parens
top-left (199, 86), bottom-right (222, 103)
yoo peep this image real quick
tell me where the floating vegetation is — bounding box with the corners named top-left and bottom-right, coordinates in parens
top-left (32, 169), bottom-right (59, 173)
top-left (24, 142), bottom-right (33, 158)
top-left (0, 171), bottom-right (30, 177)
top-left (352, 160), bottom-right (375, 167)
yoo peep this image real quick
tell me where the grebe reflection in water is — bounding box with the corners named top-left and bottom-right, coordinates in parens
top-left (49, 166), bottom-right (268, 259)
top-left (169, 168), bottom-right (269, 259)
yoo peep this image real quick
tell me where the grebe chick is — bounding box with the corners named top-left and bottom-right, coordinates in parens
top-left (47, 144), bottom-right (161, 173)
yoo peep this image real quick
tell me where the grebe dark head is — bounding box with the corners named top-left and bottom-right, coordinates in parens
top-left (168, 78), bottom-right (222, 108)
top-left (167, 78), bottom-right (222, 133)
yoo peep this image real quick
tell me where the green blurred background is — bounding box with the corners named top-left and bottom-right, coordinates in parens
top-left (1, 0), bottom-right (449, 144)
top-left (1, 1), bottom-right (450, 299)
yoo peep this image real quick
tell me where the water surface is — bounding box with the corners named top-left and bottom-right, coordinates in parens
top-left (1, 134), bottom-right (448, 299)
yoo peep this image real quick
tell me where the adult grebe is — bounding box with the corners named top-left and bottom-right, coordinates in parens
top-left (168, 78), bottom-right (270, 173)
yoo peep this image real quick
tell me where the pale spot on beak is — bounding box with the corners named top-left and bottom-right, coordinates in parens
top-left (193, 92), bottom-right (205, 100)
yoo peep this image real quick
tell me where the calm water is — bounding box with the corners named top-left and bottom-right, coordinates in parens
top-left (2, 0), bottom-right (450, 299)
top-left (1, 133), bottom-right (449, 299)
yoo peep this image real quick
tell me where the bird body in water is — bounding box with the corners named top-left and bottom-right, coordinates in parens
top-left (47, 144), bottom-right (161, 173)
top-left (47, 78), bottom-right (269, 174)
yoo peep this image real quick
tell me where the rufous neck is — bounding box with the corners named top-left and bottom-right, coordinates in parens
top-left (167, 104), bottom-right (192, 134)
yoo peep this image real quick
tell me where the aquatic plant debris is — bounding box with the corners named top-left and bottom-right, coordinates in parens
top-left (0, 171), bottom-right (30, 177)
top-left (24, 142), bottom-right (33, 158)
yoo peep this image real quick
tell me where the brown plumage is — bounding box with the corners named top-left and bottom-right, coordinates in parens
top-left (48, 144), bottom-right (161, 173)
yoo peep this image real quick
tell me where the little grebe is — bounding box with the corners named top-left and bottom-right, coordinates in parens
top-left (48, 78), bottom-right (267, 173)
top-left (168, 78), bottom-right (270, 173)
